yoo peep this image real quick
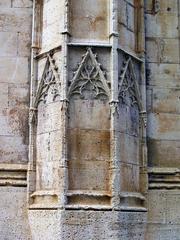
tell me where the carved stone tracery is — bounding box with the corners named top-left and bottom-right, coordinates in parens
top-left (118, 57), bottom-right (142, 110)
top-left (29, 53), bottom-right (61, 138)
top-left (68, 48), bottom-right (110, 100)
top-left (34, 54), bottom-right (61, 107)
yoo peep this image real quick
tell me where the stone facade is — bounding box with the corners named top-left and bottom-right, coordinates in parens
top-left (0, 0), bottom-right (179, 239)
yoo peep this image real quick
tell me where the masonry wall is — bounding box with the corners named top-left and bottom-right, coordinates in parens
top-left (0, 0), bottom-right (180, 240)
top-left (0, 0), bottom-right (32, 238)
top-left (145, 0), bottom-right (180, 239)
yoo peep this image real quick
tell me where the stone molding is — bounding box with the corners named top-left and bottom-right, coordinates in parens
top-left (148, 167), bottom-right (180, 189)
top-left (0, 163), bottom-right (27, 187)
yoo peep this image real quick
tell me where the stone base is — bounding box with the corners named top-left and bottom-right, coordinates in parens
top-left (29, 209), bottom-right (147, 240)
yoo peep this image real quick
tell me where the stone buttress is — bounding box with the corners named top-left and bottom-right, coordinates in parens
top-left (28, 0), bottom-right (148, 239)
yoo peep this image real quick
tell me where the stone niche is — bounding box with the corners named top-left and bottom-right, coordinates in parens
top-left (116, 50), bottom-right (146, 209)
top-left (29, 51), bottom-right (63, 208)
top-left (67, 47), bottom-right (111, 206)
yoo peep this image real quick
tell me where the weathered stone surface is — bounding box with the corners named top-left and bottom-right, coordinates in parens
top-left (0, 187), bottom-right (31, 240)
top-left (29, 210), bottom-right (147, 240)
top-left (0, 0), bottom-right (12, 7)
top-left (0, 2), bottom-right (31, 237)
top-left (0, 32), bottom-right (18, 57)
top-left (147, 113), bottom-right (180, 140)
top-left (146, 38), bottom-right (179, 64)
top-left (146, 63), bottom-right (180, 88)
top-left (145, 0), bottom-right (180, 239)
top-left (0, 0), bottom-right (179, 239)
top-left (152, 88), bottom-right (180, 114)
top-left (12, 0), bottom-right (33, 8)
top-left (40, 0), bottom-right (64, 51)
top-left (145, 13), bottom-right (178, 38)
top-left (147, 190), bottom-right (180, 240)
top-left (148, 139), bottom-right (180, 167)
top-left (145, 0), bottom-right (178, 12)
top-left (0, 57), bottom-right (29, 84)
top-left (70, 0), bottom-right (109, 42)
top-left (17, 32), bottom-right (31, 57)
top-left (0, 8), bottom-right (32, 32)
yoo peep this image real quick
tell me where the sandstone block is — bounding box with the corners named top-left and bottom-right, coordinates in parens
top-left (17, 32), bottom-right (31, 57)
top-left (0, 0), bottom-right (11, 8)
top-left (12, 0), bottom-right (33, 8)
top-left (0, 57), bottom-right (29, 84)
top-left (152, 87), bottom-right (180, 114)
top-left (146, 38), bottom-right (179, 64)
top-left (147, 190), bottom-right (166, 224)
top-left (0, 83), bottom-right (8, 112)
top-left (148, 139), bottom-right (180, 167)
top-left (147, 112), bottom-right (180, 140)
top-left (145, 0), bottom-right (178, 13)
top-left (0, 8), bottom-right (32, 32)
top-left (0, 187), bottom-right (31, 239)
top-left (70, 0), bottom-right (109, 42)
top-left (0, 136), bottom-right (28, 163)
top-left (146, 13), bottom-right (178, 38)
top-left (0, 32), bottom-right (17, 57)
top-left (146, 63), bottom-right (180, 88)
top-left (119, 24), bottom-right (136, 52)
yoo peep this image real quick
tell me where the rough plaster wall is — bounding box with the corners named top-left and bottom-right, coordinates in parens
top-left (145, 0), bottom-right (180, 239)
top-left (0, 0), bottom-right (32, 239)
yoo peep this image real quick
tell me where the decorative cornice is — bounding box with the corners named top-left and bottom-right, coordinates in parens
top-left (148, 167), bottom-right (180, 190)
top-left (0, 164), bottom-right (27, 187)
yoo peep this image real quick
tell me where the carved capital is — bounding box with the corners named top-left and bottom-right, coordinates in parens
top-left (109, 100), bottom-right (119, 115)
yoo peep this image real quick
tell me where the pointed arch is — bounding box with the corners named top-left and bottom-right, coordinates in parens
top-left (118, 57), bottom-right (143, 111)
top-left (34, 54), bottom-right (61, 108)
top-left (68, 48), bottom-right (110, 100)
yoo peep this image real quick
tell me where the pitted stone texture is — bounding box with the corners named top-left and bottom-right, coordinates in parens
top-left (29, 210), bottom-right (61, 240)
top-left (147, 190), bottom-right (180, 240)
top-left (29, 210), bottom-right (147, 240)
top-left (0, 187), bottom-right (31, 240)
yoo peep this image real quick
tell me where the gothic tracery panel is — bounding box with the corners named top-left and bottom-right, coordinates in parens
top-left (67, 48), bottom-right (111, 204)
top-left (32, 54), bottom-right (62, 194)
top-left (117, 53), bottom-right (143, 193)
